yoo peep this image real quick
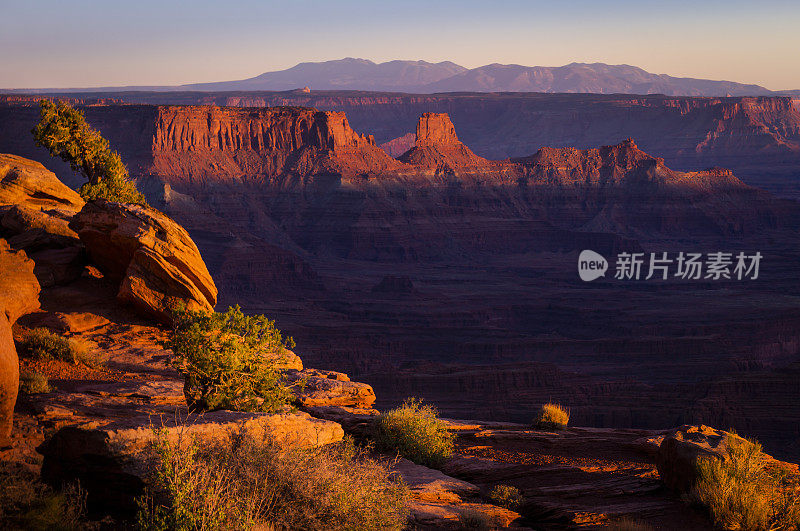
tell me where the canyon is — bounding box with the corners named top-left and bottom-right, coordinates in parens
top-left (5, 91), bottom-right (799, 199)
top-left (4, 152), bottom-right (766, 529)
top-left (1, 96), bottom-right (800, 460)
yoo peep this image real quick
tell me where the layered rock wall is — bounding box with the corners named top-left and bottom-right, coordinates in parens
top-left (150, 106), bottom-right (402, 183)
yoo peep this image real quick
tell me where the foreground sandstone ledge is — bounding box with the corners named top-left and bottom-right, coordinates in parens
top-left (38, 408), bottom-right (343, 514)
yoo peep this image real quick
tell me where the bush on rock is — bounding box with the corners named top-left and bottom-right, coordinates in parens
top-left (166, 305), bottom-right (295, 413)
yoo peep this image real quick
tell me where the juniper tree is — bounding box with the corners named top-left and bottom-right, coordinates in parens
top-left (32, 99), bottom-right (146, 204)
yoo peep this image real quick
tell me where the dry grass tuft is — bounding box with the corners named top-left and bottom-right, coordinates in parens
top-left (18, 371), bottom-right (52, 394)
top-left (534, 402), bottom-right (570, 430)
top-left (371, 397), bottom-right (455, 467)
top-left (691, 433), bottom-right (799, 530)
top-left (457, 508), bottom-right (492, 530)
top-left (606, 517), bottom-right (655, 530)
top-left (136, 428), bottom-right (409, 531)
top-left (70, 338), bottom-right (107, 368)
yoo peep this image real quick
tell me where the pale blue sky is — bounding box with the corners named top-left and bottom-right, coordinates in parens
top-left (1, 0), bottom-right (798, 89)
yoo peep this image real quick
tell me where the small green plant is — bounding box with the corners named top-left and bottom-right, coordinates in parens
top-left (0, 461), bottom-right (85, 530)
top-left (18, 371), bottom-right (52, 395)
top-left (17, 328), bottom-right (84, 363)
top-left (691, 433), bottom-right (799, 530)
top-left (372, 398), bottom-right (455, 467)
top-left (136, 428), bottom-right (409, 530)
top-left (488, 484), bottom-right (523, 510)
top-left (32, 99), bottom-right (146, 205)
top-left (165, 305), bottom-right (295, 413)
top-left (534, 402), bottom-right (570, 430)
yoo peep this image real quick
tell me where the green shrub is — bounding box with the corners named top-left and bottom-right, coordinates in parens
top-left (534, 402), bottom-right (569, 430)
top-left (17, 328), bottom-right (84, 363)
top-left (488, 484), bottom-right (523, 509)
top-left (79, 173), bottom-right (146, 205)
top-left (372, 398), bottom-right (455, 467)
top-left (32, 99), bottom-right (146, 205)
top-left (18, 371), bottom-right (52, 395)
top-left (0, 461), bottom-right (85, 530)
top-left (165, 305), bottom-right (295, 413)
top-left (136, 429), bottom-right (409, 531)
top-left (691, 433), bottom-right (799, 530)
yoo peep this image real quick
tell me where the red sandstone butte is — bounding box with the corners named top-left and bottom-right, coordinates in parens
top-left (399, 113), bottom-right (491, 169)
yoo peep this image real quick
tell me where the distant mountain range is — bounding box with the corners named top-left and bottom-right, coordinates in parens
top-left (7, 58), bottom-right (800, 96)
top-left (187, 58), bottom-right (468, 93)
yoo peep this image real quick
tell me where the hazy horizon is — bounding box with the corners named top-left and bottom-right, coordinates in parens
top-left (2, 0), bottom-right (799, 90)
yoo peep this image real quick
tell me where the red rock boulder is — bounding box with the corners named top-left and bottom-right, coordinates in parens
top-left (655, 424), bottom-right (796, 494)
top-left (0, 238), bottom-right (41, 447)
top-left (0, 154), bottom-right (87, 286)
top-left (284, 368), bottom-right (376, 408)
top-left (69, 200), bottom-right (217, 324)
top-left (0, 154), bottom-right (84, 212)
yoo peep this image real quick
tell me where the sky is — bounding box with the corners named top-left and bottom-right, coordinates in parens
top-left (1, 0), bottom-right (799, 90)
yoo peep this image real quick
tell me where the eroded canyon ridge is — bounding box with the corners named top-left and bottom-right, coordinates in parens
top-left (2, 94), bottom-right (800, 459)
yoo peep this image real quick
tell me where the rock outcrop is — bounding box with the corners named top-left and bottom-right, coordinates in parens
top-left (398, 112), bottom-right (491, 169)
top-left (38, 408), bottom-right (344, 513)
top-left (415, 112), bottom-right (460, 147)
top-left (655, 425), bottom-right (799, 494)
top-left (15, 269), bottom-right (350, 515)
top-left (443, 422), bottom-right (714, 529)
top-left (284, 368), bottom-right (376, 408)
top-left (0, 154), bottom-right (84, 212)
top-left (0, 316), bottom-right (18, 448)
top-left (392, 457), bottom-right (524, 528)
top-left (0, 239), bottom-right (42, 324)
top-left (150, 106), bottom-right (404, 183)
top-left (0, 238), bottom-right (40, 447)
top-left (69, 200), bottom-right (217, 323)
top-left (220, 92), bottom-right (800, 177)
top-left (0, 154), bottom-right (86, 286)
top-left (655, 425), bottom-right (733, 493)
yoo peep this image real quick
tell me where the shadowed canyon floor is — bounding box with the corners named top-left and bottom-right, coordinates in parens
top-left (243, 249), bottom-right (800, 461)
